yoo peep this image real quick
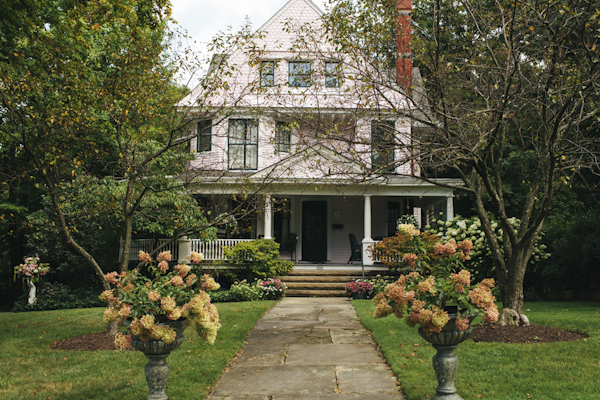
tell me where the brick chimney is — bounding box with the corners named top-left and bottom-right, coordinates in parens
top-left (396, 0), bottom-right (412, 91)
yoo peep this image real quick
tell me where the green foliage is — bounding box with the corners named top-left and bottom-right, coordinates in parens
top-left (12, 282), bottom-right (103, 312)
top-left (229, 280), bottom-right (261, 301)
top-left (222, 239), bottom-right (293, 280)
top-left (536, 208), bottom-right (600, 300)
top-left (367, 275), bottom-right (395, 296)
top-left (424, 214), bottom-right (549, 280)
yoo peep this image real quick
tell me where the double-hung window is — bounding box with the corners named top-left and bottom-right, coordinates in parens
top-left (325, 61), bottom-right (341, 88)
top-left (228, 119), bottom-right (258, 170)
top-left (197, 120), bottom-right (212, 152)
top-left (371, 120), bottom-right (396, 173)
top-left (288, 61), bottom-right (311, 87)
top-left (260, 61), bottom-right (275, 87)
top-left (275, 121), bottom-right (292, 153)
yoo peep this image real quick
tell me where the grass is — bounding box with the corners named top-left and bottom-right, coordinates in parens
top-left (352, 300), bottom-right (600, 400)
top-left (0, 301), bottom-right (276, 400)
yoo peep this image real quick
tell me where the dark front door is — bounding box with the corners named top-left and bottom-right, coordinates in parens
top-left (302, 201), bottom-right (327, 261)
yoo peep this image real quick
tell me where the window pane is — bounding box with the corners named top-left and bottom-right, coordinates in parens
top-left (289, 61), bottom-right (311, 87)
top-left (197, 120), bottom-right (212, 152)
top-left (325, 62), bottom-right (340, 88)
top-left (261, 61), bottom-right (274, 87)
top-left (228, 119), bottom-right (259, 170)
top-left (371, 120), bottom-right (396, 172)
top-left (275, 121), bottom-right (291, 152)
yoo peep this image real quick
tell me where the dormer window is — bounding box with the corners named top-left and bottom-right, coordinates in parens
top-left (260, 61), bottom-right (275, 87)
top-left (325, 61), bottom-right (341, 88)
top-left (289, 61), bottom-right (311, 87)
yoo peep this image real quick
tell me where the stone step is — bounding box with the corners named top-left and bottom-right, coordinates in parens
top-left (275, 275), bottom-right (360, 283)
top-left (285, 289), bottom-right (346, 297)
top-left (285, 282), bottom-right (347, 290)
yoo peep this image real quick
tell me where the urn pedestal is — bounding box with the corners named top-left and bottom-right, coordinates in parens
top-left (418, 315), bottom-right (473, 400)
top-left (130, 320), bottom-right (188, 400)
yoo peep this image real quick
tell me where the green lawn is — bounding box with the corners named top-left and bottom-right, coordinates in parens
top-left (0, 301), bottom-right (276, 400)
top-left (353, 300), bottom-right (600, 400)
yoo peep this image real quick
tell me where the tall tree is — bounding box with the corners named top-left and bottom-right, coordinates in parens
top-left (312, 0), bottom-right (600, 324)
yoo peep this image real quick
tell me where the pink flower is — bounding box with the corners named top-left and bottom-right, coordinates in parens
top-left (138, 251), bottom-right (152, 263)
top-left (190, 251), bottom-right (204, 264)
top-left (170, 275), bottom-right (184, 287)
top-left (105, 271), bottom-right (119, 285)
top-left (157, 251), bottom-right (172, 263)
top-left (455, 315), bottom-right (470, 331)
top-left (174, 264), bottom-right (191, 277)
top-left (158, 261), bottom-right (169, 272)
top-left (403, 253), bottom-right (418, 268)
top-left (148, 291), bottom-right (160, 302)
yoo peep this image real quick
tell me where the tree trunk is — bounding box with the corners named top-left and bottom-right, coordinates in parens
top-left (496, 246), bottom-right (531, 326)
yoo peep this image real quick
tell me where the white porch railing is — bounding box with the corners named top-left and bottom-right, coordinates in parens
top-left (128, 239), bottom-right (179, 261)
top-left (191, 239), bottom-right (253, 261)
top-left (127, 238), bottom-right (253, 262)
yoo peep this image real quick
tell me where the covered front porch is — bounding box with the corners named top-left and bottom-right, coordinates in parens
top-left (129, 178), bottom-right (457, 266)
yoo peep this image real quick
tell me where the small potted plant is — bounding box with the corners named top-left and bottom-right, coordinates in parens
top-left (344, 279), bottom-right (373, 299)
top-left (14, 255), bottom-right (50, 305)
top-left (100, 250), bottom-right (220, 400)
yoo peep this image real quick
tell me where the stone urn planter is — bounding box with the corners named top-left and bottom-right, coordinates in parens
top-left (418, 313), bottom-right (475, 400)
top-left (130, 319), bottom-right (188, 400)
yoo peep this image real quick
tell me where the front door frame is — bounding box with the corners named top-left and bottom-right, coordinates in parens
top-left (300, 199), bottom-right (329, 262)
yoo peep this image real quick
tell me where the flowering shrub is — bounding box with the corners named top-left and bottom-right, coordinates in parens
top-left (259, 278), bottom-right (287, 300)
top-left (370, 228), bottom-right (439, 273)
top-left (344, 280), bottom-right (373, 298)
top-left (372, 224), bottom-right (499, 334)
top-left (229, 280), bottom-right (261, 301)
top-left (14, 256), bottom-right (50, 283)
top-left (424, 214), bottom-right (549, 276)
top-left (100, 250), bottom-right (221, 350)
top-left (367, 275), bottom-right (395, 296)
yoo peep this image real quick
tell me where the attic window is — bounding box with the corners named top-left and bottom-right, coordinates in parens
top-left (288, 61), bottom-right (311, 87)
top-left (260, 61), bottom-right (275, 87)
top-left (197, 120), bottom-right (212, 152)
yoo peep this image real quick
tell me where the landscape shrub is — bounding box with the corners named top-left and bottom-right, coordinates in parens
top-left (222, 239), bottom-right (293, 280)
top-left (258, 278), bottom-right (287, 300)
top-left (12, 281), bottom-right (103, 312)
top-left (229, 280), bottom-right (261, 301)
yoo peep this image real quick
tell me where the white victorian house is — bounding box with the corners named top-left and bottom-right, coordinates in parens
top-left (145, 0), bottom-right (456, 265)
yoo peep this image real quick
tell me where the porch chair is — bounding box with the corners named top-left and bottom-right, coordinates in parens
top-left (348, 233), bottom-right (362, 264)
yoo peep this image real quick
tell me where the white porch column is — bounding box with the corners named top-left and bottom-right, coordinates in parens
top-left (178, 237), bottom-right (192, 263)
top-left (362, 194), bottom-right (375, 265)
top-left (264, 194), bottom-right (273, 239)
top-left (446, 195), bottom-right (455, 221)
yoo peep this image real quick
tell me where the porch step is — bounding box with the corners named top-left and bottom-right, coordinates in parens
top-left (276, 268), bottom-right (382, 298)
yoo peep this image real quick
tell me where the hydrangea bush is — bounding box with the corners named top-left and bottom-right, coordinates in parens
top-left (372, 224), bottom-right (499, 334)
top-left (100, 250), bottom-right (221, 350)
top-left (424, 214), bottom-right (550, 278)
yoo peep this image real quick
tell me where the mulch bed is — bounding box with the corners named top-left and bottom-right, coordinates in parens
top-left (470, 324), bottom-right (587, 344)
top-left (50, 324), bottom-right (587, 351)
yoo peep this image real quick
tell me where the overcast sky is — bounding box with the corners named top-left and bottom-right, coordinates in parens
top-left (170, 0), bottom-right (327, 83)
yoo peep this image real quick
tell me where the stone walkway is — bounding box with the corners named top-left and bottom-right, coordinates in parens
top-left (206, 297), bottom-right (406, 400)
